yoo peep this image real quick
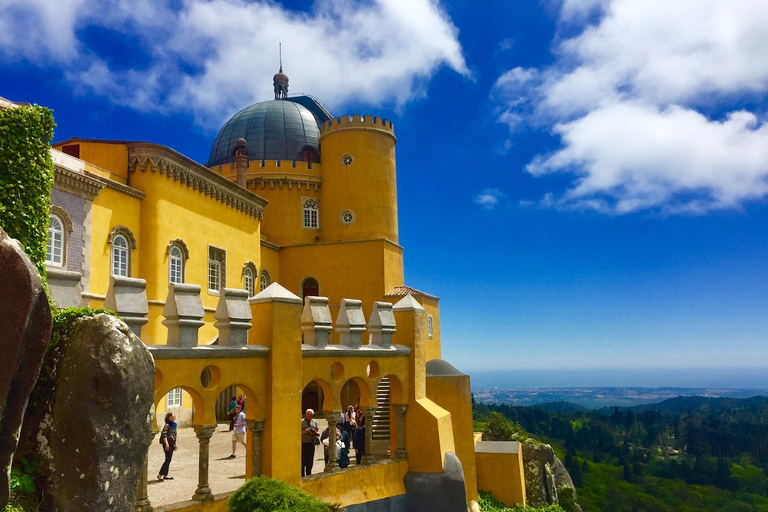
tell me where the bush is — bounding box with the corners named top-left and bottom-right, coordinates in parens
top-left (228, 476), bottom-right (339, 512)
top-left (478, 491), bottom-right (565, 512)
top-left (0, 104), bottom-right (55, 281)
top-left (484, 412), bottom-right (526, 442)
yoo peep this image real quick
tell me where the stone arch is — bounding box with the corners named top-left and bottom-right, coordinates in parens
top-left (154, 383), bottom-right (205, 429)
top-left (214, 382), bottom-right (258, 422)
top-left (303, 378), bottom-right (334, 413)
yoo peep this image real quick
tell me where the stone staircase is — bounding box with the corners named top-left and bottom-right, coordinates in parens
top-left (372, 377), bottom-right (391, 441)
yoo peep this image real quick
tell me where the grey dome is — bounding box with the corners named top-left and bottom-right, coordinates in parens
top-left (207, 99), bottom-right (321, 167)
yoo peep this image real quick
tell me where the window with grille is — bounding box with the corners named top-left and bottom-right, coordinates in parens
top-left (46, 215), bottom-right (64, 266)
top-left (243, 264), bottom-right (255, 296)
top-left (169, 246), bottom-right (184, 283)
top-left (112, 235), bottom-right (129, 277)
top-left (260, 270), bottom-right (271, 291)
top-left (303, 199), bottom-right (319, 229)
top-left (427, 315), bottom-right (434, 339)
top-left (208, 246), bottom-right (226, 294)
top-left (166, 387), bottom-right (182, 407)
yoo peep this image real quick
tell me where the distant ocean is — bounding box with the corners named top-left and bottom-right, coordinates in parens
top-left (468, 367), bottom-right (768, 390)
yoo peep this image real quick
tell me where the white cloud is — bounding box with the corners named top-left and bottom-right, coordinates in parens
top-left (495, 0), bottom-right (768, 214)
top-left (474, 188), bottom-right (504, 209)
top-left (0, 0), bottom-right (468, 128)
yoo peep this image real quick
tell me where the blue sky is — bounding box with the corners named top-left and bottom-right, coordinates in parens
top-left (2, 0), bottom-right (767, 384)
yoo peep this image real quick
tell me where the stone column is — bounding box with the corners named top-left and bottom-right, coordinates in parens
top-left (134, 431), bottom-right (157, 512)
top-left (324, 410), bottom-right (342, 473)
top-left (192, 425), bottom-right (217, 501)
top-left (393, 404), bottom-right (408, 460)
top-left (362, 407), bottom-right (376, 465)
top-left (246, 419), bottom-right (266, 477)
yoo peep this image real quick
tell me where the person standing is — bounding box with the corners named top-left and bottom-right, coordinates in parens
top-left (227, 405), bottom-right (246, 458)
top-left (228, 396), bottom-right (237, 431)
top-left (157, 412), bottom-right (177, 481)
top-left (301, 409), bottom-right (320, 476)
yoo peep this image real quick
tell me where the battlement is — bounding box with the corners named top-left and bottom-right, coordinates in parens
top-left (320, 114), bottom-right (396, 138)
top-left (211, 159), bottom-right (322, 175)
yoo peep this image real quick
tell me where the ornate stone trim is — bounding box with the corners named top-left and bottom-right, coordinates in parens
top-left (166, 238), bottom-right (190, 260)
top-left (96, 175), bottom-right (146, 199)
top-left (109, 225), bottom-right (137, 250)
top-left (128, 143), bottom-right (266, 220)
top-left (50, 205), bottom-right (73, 233)
top-left (53, 165), bottom-right (105, 200)
top-left (250, 177), bottom-right (321, 192)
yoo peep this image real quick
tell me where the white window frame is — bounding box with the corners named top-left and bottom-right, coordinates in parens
top-left (169, 246), bottom-right (184, 284)
top-left (427, 315), bottom-right (434, 339)
top-left (46, 214), bottom-right (65, 266)
top-left (112, 235), bottom-right (130, 277)
top-left (208, 246), bottom-right (226, 295)
top-left (302, 198), bottom-right (319, 229)
top-left (166, 387), bottom-right (182, 408)
top-left (243, 265), bottom-right (255, 297)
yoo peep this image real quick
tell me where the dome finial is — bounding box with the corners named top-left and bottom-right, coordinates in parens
top-left (274, 43), bottom-right (289, 99)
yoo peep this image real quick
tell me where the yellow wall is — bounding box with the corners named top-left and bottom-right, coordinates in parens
top-left (259, 240), bottom-right (280, 288)
top-left (476, 445), bottom-right (527, 508)
top-left (128, 167), bottom-right (261, 344)
top-left (301, 461), bottom-right (408, 507)
top-left (54, 141), bottom-right (130, 184)
top-left (426, 373), bottom-right (479, 501)
top-left (88, 187), bottom-right (142, 299)
top-left (319, 116), bottom-right (398, 244)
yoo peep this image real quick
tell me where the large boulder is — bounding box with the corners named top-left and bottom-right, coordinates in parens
top-left (21, 313), bottom-right (155, 512)
top-left (404, 451), bottom-right (468, 512)
top-left (521, 442), bottom-right (580, 511)
top-left (0, 227), bottom-right (51, 508)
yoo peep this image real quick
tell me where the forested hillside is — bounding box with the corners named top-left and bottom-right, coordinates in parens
top-left (474, 395), bottom-right (768, 511)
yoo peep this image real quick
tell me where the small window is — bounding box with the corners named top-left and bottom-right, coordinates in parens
top-left (208, 246), bottom-right (226, 294)
top-left (303, 199), bottom-right (319, 229)
top-left (340, 210), bottom-right (355, 225)
top-left (166, 387), bottom-right (182, 408)
top-left (46, 215), bottom-right (65, 266)
top-left (427, 315), bottom-right (433, 339)
top-left (260, 270), bottom-right (271, 291)
top-left (341, 154), bottom-right (353, 166)
top-left (112, 235), bottom-right (130, 277)
top-left (243, 263), bottom-right (256, 297)
top-left (169, 246), bottom-right (184, 283)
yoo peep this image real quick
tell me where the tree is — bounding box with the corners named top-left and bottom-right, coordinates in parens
top-left (484, 412), bottom-right (522, 441)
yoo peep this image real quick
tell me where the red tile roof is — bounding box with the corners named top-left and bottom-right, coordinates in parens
top-left (385, 285), bottom-right (440, 300)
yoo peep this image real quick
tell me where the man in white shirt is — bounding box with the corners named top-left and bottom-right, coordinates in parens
top-left (228, 405), bottom-right (246, 458)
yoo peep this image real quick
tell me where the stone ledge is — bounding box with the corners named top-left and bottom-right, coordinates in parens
top-left (301, 345), bottom-right (411, 358)
top-left (147, 345), bottom-right (269, 359)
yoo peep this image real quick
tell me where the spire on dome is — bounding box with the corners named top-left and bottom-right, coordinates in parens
top-left (273, 43), bottom-right (289, 99)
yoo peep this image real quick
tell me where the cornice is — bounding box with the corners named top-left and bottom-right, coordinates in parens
top-left (53, 165), bottom-right (105, 200)
top-left (248, 176), bottom-right (322, 192)
top-left (93, 173), bottom-right (146, 199)
top-left (260, 239), bottom-right (281, 251)
top-left (128, 143), bottom-right (267, 220)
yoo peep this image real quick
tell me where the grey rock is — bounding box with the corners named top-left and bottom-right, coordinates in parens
top-left (404, 451), bottom-right (467, 512)
top-left (0, 227), bottom-right (52, 508)
top-left (25, 313), bottom-right (155, 512)
top-left (521, 442), bottom-right (579, 510)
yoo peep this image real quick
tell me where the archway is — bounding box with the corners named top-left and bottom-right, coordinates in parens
top-left (301, 277), bottom-right (319, 299)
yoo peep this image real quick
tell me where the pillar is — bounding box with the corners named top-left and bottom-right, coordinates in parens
top-left (247, 419), bottom-right (266, 477)
top-left (362, 407), bottom-right (376, 465)
top-left (394, 403), bottom-right (408, 460)
top-left (324, 410), bottom-right (341, 473)
top-left (192, 425), bottom-right (217, 501)
top-left (134, 431), bottom-right (157, 512)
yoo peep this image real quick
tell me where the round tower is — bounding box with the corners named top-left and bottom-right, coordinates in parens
top-left (319, 115), bottom-right (398, 244)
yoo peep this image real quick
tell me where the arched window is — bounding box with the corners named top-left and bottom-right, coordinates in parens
top-left (260, 270), bottom-right (271, 291)
top-left (112, 235), bottom-right (130, 277)
top-left (109, 226), bottom-right (136, 278)
top-left (169, 246), bottom-right (184, 283)
top-left (242, 263), bottom-right (256, 297)
top-left (46, 215), bottom-right (65, 266)
top-left (302, 199), bottom-right (319, 229)
top-left (208, 246), bottom-right (226, 294)
top-left (301, 277), bottom-right (319, 299)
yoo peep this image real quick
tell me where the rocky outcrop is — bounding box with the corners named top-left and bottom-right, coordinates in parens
top-left (404, 451), bottom-right (468, 512)
top-left (0, 227), bottom-right (52, 509)
top-left (20, 313), bottom-right (155, 512)
top-left (522, 442), bottom-right (581, 512)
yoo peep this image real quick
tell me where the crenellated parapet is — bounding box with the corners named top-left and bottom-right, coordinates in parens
top-left (320, 114), bottom-right (396, 141)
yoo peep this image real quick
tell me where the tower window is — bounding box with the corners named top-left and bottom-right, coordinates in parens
top-left (243, 262), bottom-right (257, 297)
top-left (427, 315), bottom-right (434, 339)
top-left (341, 154), bottom-right (354, 166)
top-left (303, 199), bottom-right (319, 229)
top-left (340, 210), bottom-right (355, 225)
top-left (112, 235), bottom-right (130, 277)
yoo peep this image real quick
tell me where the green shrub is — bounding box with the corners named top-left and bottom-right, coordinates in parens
top-left (0, 104), bottom-right (55, 281)
top-left (2, 458), bottom-right (40, 512)
top-left (228, 476), bottom-right (339, 512)
top-left (478, 491), bottom-right (565, 512)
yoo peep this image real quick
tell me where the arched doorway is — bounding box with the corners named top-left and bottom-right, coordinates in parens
top-left (301, 277), bottom-right (319, 299)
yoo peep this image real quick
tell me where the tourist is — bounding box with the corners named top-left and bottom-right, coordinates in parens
top-left (354, 414), bottom-right (366, 465)
top-left (301, 408), bottom-right (320, 476)
top-left (227, 405), bottom-right (246, 458)
top-left (344, 404), bottom-right (356, 448)
top-left (337, 422), bottom-right (350, 468)
top-left (157, 412), bottom-right (177, 481)
top-left (228, 396), bottom-right (237, 431)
